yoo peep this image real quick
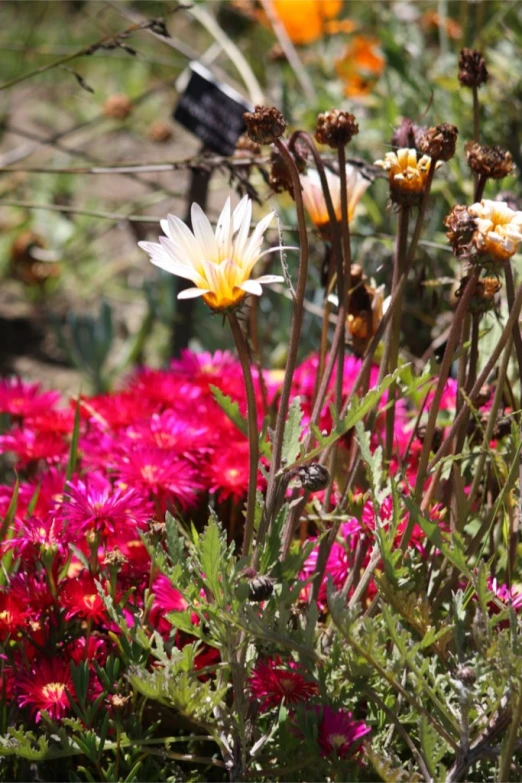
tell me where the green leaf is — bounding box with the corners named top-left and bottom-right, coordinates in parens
top-left (199, 518), bottom-right (223, 600)
top-left (165, 512), bottom-right (185, 565)
top-left (210, 385), bottom-right (247, 438)
top-left (282, 396), bottom-right (304, 466)
top-left (66, 397), bottom-right (82, 483)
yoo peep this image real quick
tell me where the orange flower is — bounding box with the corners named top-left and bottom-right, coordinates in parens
top-left (268, 0), bottom-right (342, 45)
top-left (335, 36), bottom-right (385, 97)
top-left (421, 10), bottom-right (462, 40)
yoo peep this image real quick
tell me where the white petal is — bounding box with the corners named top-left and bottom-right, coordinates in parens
top-left (232, 197), bottom-right (252, 259)
top-left (216, 197), bottom-right (232, 260)
top-left (166, 215), bottom-right (200, 262)
top-left (238, 280), bottom-right (263, 296)
top-left (191, 203), bottom-right (217, 260)
top-left (150, 257), bottom-right (198, 281)
top-left (256, 274), bottom-right (285, 284)
top-left (257, 245), bottom-right (299, 260)
top-left (177, 287), bottom-right (209, 300)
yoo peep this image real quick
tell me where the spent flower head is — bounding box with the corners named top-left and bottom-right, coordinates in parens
top-left (243, 105), bottom-right (287, 145)
top-left (315, 109), bottom-right (358, 148)
top-left (465, 142), bottom-right (514, 180)
top-left (139, 196), bottom-right (284, 312)
top-left (374, 148), bottom-right (433, 205)
top-left (468, 200), bottom-right (522, 263)
top-left (458, 48), bottom-right (488, 88)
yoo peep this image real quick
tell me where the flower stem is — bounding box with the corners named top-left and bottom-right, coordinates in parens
top-left (384, 206), bottom-right (409, 461)
top-left (429, 277), bottom-right (522, 470)
top-left (260, 138), bottom-right (310, 542)
top-left (228, 312), bottom-right (259, 558)
top-left (403, 272), bottom-right (479, 548)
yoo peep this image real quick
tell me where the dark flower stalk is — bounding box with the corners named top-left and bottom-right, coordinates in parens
top-left (228, 312), bottom-right (259, 558)
top-left (384, 205), bottom-right (410, 461)
top-left (403, 272), bottom-right (479, 549)
top-left (260, 137), bottom-right (310, 541)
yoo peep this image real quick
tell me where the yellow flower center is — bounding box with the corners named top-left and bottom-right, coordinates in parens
top-left (41, 682), bottom-right (66, 702)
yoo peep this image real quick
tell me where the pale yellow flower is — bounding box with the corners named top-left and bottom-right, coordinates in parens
top-left (469, 200), bottom-right (522, 262)
top-left (139, 196), bottom-right (284, 311)
top-left (301, 165), bottom-right (370, 231)
top-left (374, 148), bottom-right (433, 203)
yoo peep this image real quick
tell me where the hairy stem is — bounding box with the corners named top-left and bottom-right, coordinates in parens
top-left (228, 313), bottom-right (259, 558)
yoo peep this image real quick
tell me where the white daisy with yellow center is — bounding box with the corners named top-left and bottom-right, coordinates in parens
top-left (139, 196), bottom-right (285, 311)
top-left (469, 200), bottom-right (522, 262)
top-left (301, 164), bottom-right (370, 231)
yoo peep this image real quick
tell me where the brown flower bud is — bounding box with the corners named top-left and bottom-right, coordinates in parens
top-left (103, 94), bottom-right (133, 120)
top-left (104, 548), bottom-right (128, 568)
top-left (458, 48), bottom-right (489, 88)
top-left (248, 575), bottom-right (276, 602)
top-left (456, 275), bottom-right (501, 314)
top-left (444, 205), bottom-right (477, 258)
top-left (391, 118), bottom-right (427, 152)
top-left (147, 120), bottom-right (173, 144)
top-left (243, 105), bottom-right (287, 145)
top-left (234, 132), bottom-right (261, 157)
top-left (268, 146), bottom-right (294, 194)
top-left (418, 123), bottom-right (458, 162)
top-left (417, 424), bottom-right (443, 453)
top-left (465, 142), bottom-right (514, 180)
top-left (297, 462), bottom-right (330, 491)
top-left (475, 384), bottom-right (493, 408)
top-left (315, 110), bottom-right (359, 148)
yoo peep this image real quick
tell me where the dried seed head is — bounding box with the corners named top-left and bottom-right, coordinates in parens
top-left (234, 132), bottom-right (261, 157)
top-left (458, 275), bottom-right (502, 314)
top-left (104, 548), bottom-right (128, 568)
top-left (315, 110), bottom-right (359, 148)
top-left (458, 48), bottom-right (489, 88)
top-left (243, 105), bottom-right (287, 145)
top-left (297, 462), bottom-right (330, 492)
top-left (147, 120), bottom-right (173, 144)
top-left (418, 123), bottom-right (459, 162)
top-left (444, 204), bottom-right (477, 258)
top-left (103, 94), bottom-right (133, 119)
top-left (465, 142), bottom-right (514, 180)
top-left (248, 575), bottom-right (276, 602)
top-left (109, 693), bottom-right (131, 709)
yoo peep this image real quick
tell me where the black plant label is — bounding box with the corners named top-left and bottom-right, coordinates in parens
top-left (174, 62), bottom-right (253, 155)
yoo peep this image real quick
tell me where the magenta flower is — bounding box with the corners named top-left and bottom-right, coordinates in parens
top-left (113, 447), bottom-right (203, 508)
top-left (0, 378), bottom-right (60, 419)
top-left (0, 428), bottom-right (68, 467)
top-left (316, 705), bottom-right (370, 759)
top-left (60, 474), bottom-right (153, 537)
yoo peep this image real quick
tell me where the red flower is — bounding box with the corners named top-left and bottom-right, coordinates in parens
top-left (3, 515), bottom-right (74, 564)
top-left (0, 593), bottom-right (30, 639)
top-left (248, 656), bottom-right (319, 711)
top-left (60, 575), bottom-right (108, 623)
top-left (17, 657), bottom-right (75, 722)
top-left (316, 705), bottom-right (370, 759)
top-left (207, 440), bottom-right (250, 502)
top-left (149, 574), bottom-right (189, 635)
